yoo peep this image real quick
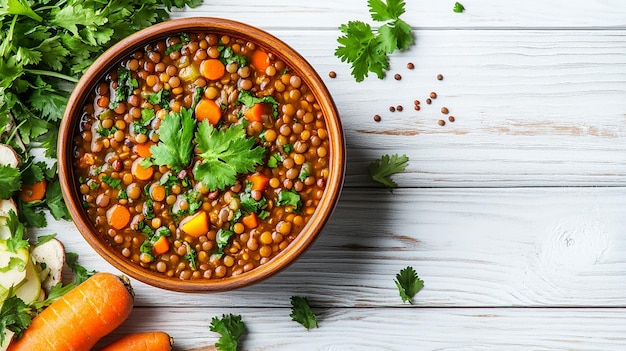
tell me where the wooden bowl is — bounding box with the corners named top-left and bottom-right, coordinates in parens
top-left (58, 17), bottom-right (345, 292)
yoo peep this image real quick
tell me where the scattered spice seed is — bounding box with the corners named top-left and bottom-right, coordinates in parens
top-left (407, 62), bottom-right (415, 69)
top-left (438, 119), bottom-right (445, 126)
top-left (396, 105), bottom-right (403, 111)
top-left (329, 71), bottom-right (337, 78)
top-left (437, 74), bottom-right (444, 80)
top-left (414, 100), bottom-right (420, 105)
top-left (414, 105), bottom-right (420, 111)
top-left (441, 107), bottom-right (449, 114)
top-left (374, 114), bottom-right (381, 122)
top-left (448, 116), bottom-right (455, 122)
top-left (429, 92), bottom-right (437, 99)
top-left (394, 73), bottom-right (402, 80)
top-left (426, 98), bottom-right (432, 104)
top-left (389, 106), bottom-right (396, 112)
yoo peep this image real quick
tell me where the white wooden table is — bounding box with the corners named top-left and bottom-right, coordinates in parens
top-left (40, 1), bottom-right (626, 349)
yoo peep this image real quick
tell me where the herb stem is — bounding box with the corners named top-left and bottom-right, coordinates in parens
top-left (26, 69), bottom-right (79, 83)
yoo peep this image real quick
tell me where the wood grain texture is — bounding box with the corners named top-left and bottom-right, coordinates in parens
top-left (94, 307), bottom-right (626, 351)
top-left (39, 187), bottom-right (626, 308)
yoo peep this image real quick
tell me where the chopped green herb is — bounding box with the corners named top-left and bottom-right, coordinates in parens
top-left (65, 252), bottom-right (97, 285)
top-left (96, 125), bottom-right (117, 137)
top-left (0, 165), bottom-right (21, 200)
top-left (236, 90), bottom-right (279, 119)
top-left (142, 107), bottom-right (196, 172)
top-left (453, 2), bottom-right (465, 13)
top-left (165, 43), bottom-right (183, 55)
top-left (0, 293), bottom-right (32, 345)
top-left (101, 175), bottom-right (121, 189)
top-left (194, 122), bottom-right (266, 191)
top-left (147, 88), bottom-right (171, 109)
top-left (267, 153), bottom-right (283, 168)
top-left (368, 153), bottom-right (409, 191)
top-left (282, 143), bottom-right (293, 154)
top-left (5, 210), bottom-right (29, 254)
top-left (117, 189), bottom-right (128, 200)
top-left (277, 189), bottom-right (302, 212)
top-left (335, 0), bottom-right (414, 82)
top-left (215, 229), bottom-right (234, 257)
top-left (298, 163), bottom-right (311, 182)
top-left (209, 314), bottom-right (246, 351)
top-left (290, 296), bottom-right (318, 330)
top-left (220, 46), bottom-right (248, 67)
top-left (109, 68), bottom-right (138, 109)
top-left (394, 266), bottom-right (424, 304)
top-left (184, 241), bottom-right (197, 270)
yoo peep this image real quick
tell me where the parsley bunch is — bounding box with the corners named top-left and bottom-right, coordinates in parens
top-left (335, 0), bottom-right (414, 82)
top-left (210, 314), bottom-right (246, 351)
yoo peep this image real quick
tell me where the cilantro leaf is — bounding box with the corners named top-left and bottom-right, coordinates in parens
top-left (0, 294), bottom-right (32, 345)
top-left (194, 122), bottom-right (266, 191)
top-left (394, 266), bottom-right (424, 304)
top-left (45, 180), bottom-right (71, 221)
top-left (109, 68), bottom-right (138, 109)
top-left (236, 90), bottom-right (278, 119)
top-left (368, 153), bottom-right (409, 191)
top-left (335, 0), bottom-right (414, 81)
top-left (215, 229), bottom-right (234, 257)
top-left (209, 314), bottom-right (246, 351)
top-left (5, 210), bottom-right (29, 253)
top-left (0, 164), bottom-right (21, 199)
top-left (276, 189), bottom-right (302, 212)
top-left (453, 2), bottom-right (466, 13)
top-left (65, 252), bottom-right (96, 284)
top-left (290, 296), bottom-right (318, 330)
top-left (144, 107), bottom-right (196, 173)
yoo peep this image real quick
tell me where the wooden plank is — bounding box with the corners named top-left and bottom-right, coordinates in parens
top-left (94, 307), bottom-right (626, 350)
top-left (37, 187), bottom-right (626, 308)
top-left (170, 0), bottom-right (626, 29)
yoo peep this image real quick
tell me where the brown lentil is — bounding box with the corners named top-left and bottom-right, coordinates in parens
top-left (407, 62), bottom-right (415, 69)
top-left (430, 92), bottom-right (437, 99)
top-left (438, 119), bottom-right (446, 126)
top-left (328, 71), bottom-right (337, 78)
top-left (437, 74), bottom-right (444, 80)
top-left (441, 107), bottom-right (449, 114)
top-left (394, 73), bottom-right (401, 80)
top-left (448, 116), bottom-right (455, 122)
top-left (374, 114), bottom-right (381, 122)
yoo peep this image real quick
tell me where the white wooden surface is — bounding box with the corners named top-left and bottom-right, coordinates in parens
top-left (41, 1), bottom-right (626, 349)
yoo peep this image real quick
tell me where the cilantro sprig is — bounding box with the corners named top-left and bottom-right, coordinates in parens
top-left (194, 122), bottom-right (266, 191)
top-left (210, 313), bottom-right (246, 351)
top-left (335, 0), bottom-right (414, 82)
top-left (141, 107), bottom-right (197, 173)
top-left (394, 266), bottom-right (424, 304)
top-left (290, 296), bottom-right (319, 330)
top-left (453, 2), bottom-right (466, 13)
top-left (368, 153), bottom-right (409, 191)
top-left (0, 165), bottom-right (21, 200)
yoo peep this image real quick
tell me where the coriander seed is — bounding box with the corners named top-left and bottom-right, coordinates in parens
top-left (407, 62), bottom-right (415, 69)
top-left (374, 115), bottom-right (381, 122)
top-left (441, 107), bottom-right (449, 114)
top-left (397, 105), bottom-right (403, 111)
top-left (437, 74), bottom-right (443, 80)
top-left (438, 119), bottom-right (445, 126)
top-left (389, 106), bottom-right (396, 112)
top-left (394, 73), bottom-right (402, 80)
top-left (448, 116), bottom-right (455, 122)
top-left (329, 71), bottom-right (337, 78)
top-left (430, 92), bottom-right (437, 99)
top-left (426, 98), bottom-right (432, 104)
top-left (414, 105), bottom-right (420, 111)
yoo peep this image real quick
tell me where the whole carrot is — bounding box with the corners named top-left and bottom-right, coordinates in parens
top-left (98, 331), bottom-right (173, 351)
top-left (8, 272), bottom-right (134, 351)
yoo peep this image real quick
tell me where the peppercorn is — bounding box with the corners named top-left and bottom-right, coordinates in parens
top-left (414, 105), bottom-right (420, 111)
top-left (329, 71), bottom-right (337, 78)
top-left (407, 62), bottom-right (415, 69)
top-left (374, 114), bottom-right (381, 122)
top-left (414, 100), bottom-right (420, 105)
top-left (396, 105), bottom-right (403, 111)
top-left (430, 92), bottom-right (437, 99)
top-left (448, 116), bottom-right (455, 122)
top-left (389, 106), bottom-right (396, 112)
top-left (441, 107), bottom-right (449, 114)
top-left (437, 74), bottom-right (443, 80)
top-left (426, 98), bottom-right (432, 104)
top-left (394, 73), bottom-right (402, 80)
top-left (438, 119), bottom-right (445, 126)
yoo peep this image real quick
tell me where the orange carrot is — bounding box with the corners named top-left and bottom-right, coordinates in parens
top-left (195, 98), bottom-right (222, 125)
top-left (180, 211), bottom-right (209, 237)
top-left (19, 180), bottom-right (47, 202)
top-left (241, 212), bottom-right (259, 229)
top-left (107, 204), bottom-right (131, 230)
top-left (98, 331), bottom-right (173, 351)
top-left (133, 142), bottom-right (153, 158)
top-left (200, 59), bottom-right (225, 80)
top-left (247, 172), bottom-right (269, 192)
top-left (7, 272), bottom-right (134, 351)
top-left (152, 235), bottom-right (169, 255)
top-left (251, 49), bottom-right (270, 72)
top-left (131, 158), bottom-right (154, 181)
top-left (150, 184), bottom-right (166, 202)
top-left (243, 103), bottom-right (265, 122)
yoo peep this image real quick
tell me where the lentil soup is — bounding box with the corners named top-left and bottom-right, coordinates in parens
top-left (70, 28), bottom-right (335, 283)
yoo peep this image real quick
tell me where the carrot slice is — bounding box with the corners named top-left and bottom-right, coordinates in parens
top-left (134, 142), bottom-right (153, 158)
top-left (251, 49), bottom-right (270, 72)
top-left (7, 272), bottom-right (134, 351)
top-left (241, 212), bottom-right (259, 229)
top-left (19, 180), bottom-right (47, 202)
top-left (152, 235), bottom-right (170, 255)
top-left (150, 184), bottom-right (166, 202)
top-left (180, 211), bottom-right (209, 238)
top-left (200, 59), bottom-right (225, 80)
top-left (132, 157), bottom-right (154, 181)
top-left (99, 331), bottom-right (173, 351)
top-left (247, 172), bottom-right (269, 192)
top-left (107, 204), bottom-right (131, 230)
top-left (195, 98), bottom-right (222, 125)
top-left (243, 103), bottom-right (265, 123)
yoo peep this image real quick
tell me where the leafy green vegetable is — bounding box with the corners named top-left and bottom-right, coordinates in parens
top-left (335, 0), bottom-right (414, 82)
top-left (142, 107), bottom-right (197, 173)
top-left (298, 163), bottom-right (311, 182)
top-left (209, 313), bottom-right (246, 351)
top-left (146, 88), bottom-right (171, 109)
top-left (5, 210), bottom-right (29, 253)
top-left (0, 164), bottom-right (21, 200)
top-left (236, 90), bottom-right (279, 119)
top-left (184, 241), bottom-right (197, 270)
top-left (109, 68), bottom-right (138, 109)
top-left (277, 189), bottom-right (302, 212)
top-left (215, 229), bottom-right (234, 257)
top-left (45, 180), bottom-right (71, 221)
top-left (267, 152), bottom-right (283, 168)
top-left (290, 296), bottom-right (318, 330)
top-left (194, 122), bottom-right (266, 191)
top-left (101, 175), bottom-right (121, 189)
top-left (65, 252), bottom-right (96, 285)
top-left (453, 2), bottom-right (465, 13)
top-left (0, 293), bottom-right (32, 345)
top-left (394, 266), bottom-right (424, 304)
top-left (220, 46), bottom-right (248, 67)
top-left (368, 153), bottom-right (409, 191)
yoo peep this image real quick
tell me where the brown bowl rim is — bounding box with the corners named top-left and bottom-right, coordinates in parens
top-left (58, 17), bottom-right (345, 292)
